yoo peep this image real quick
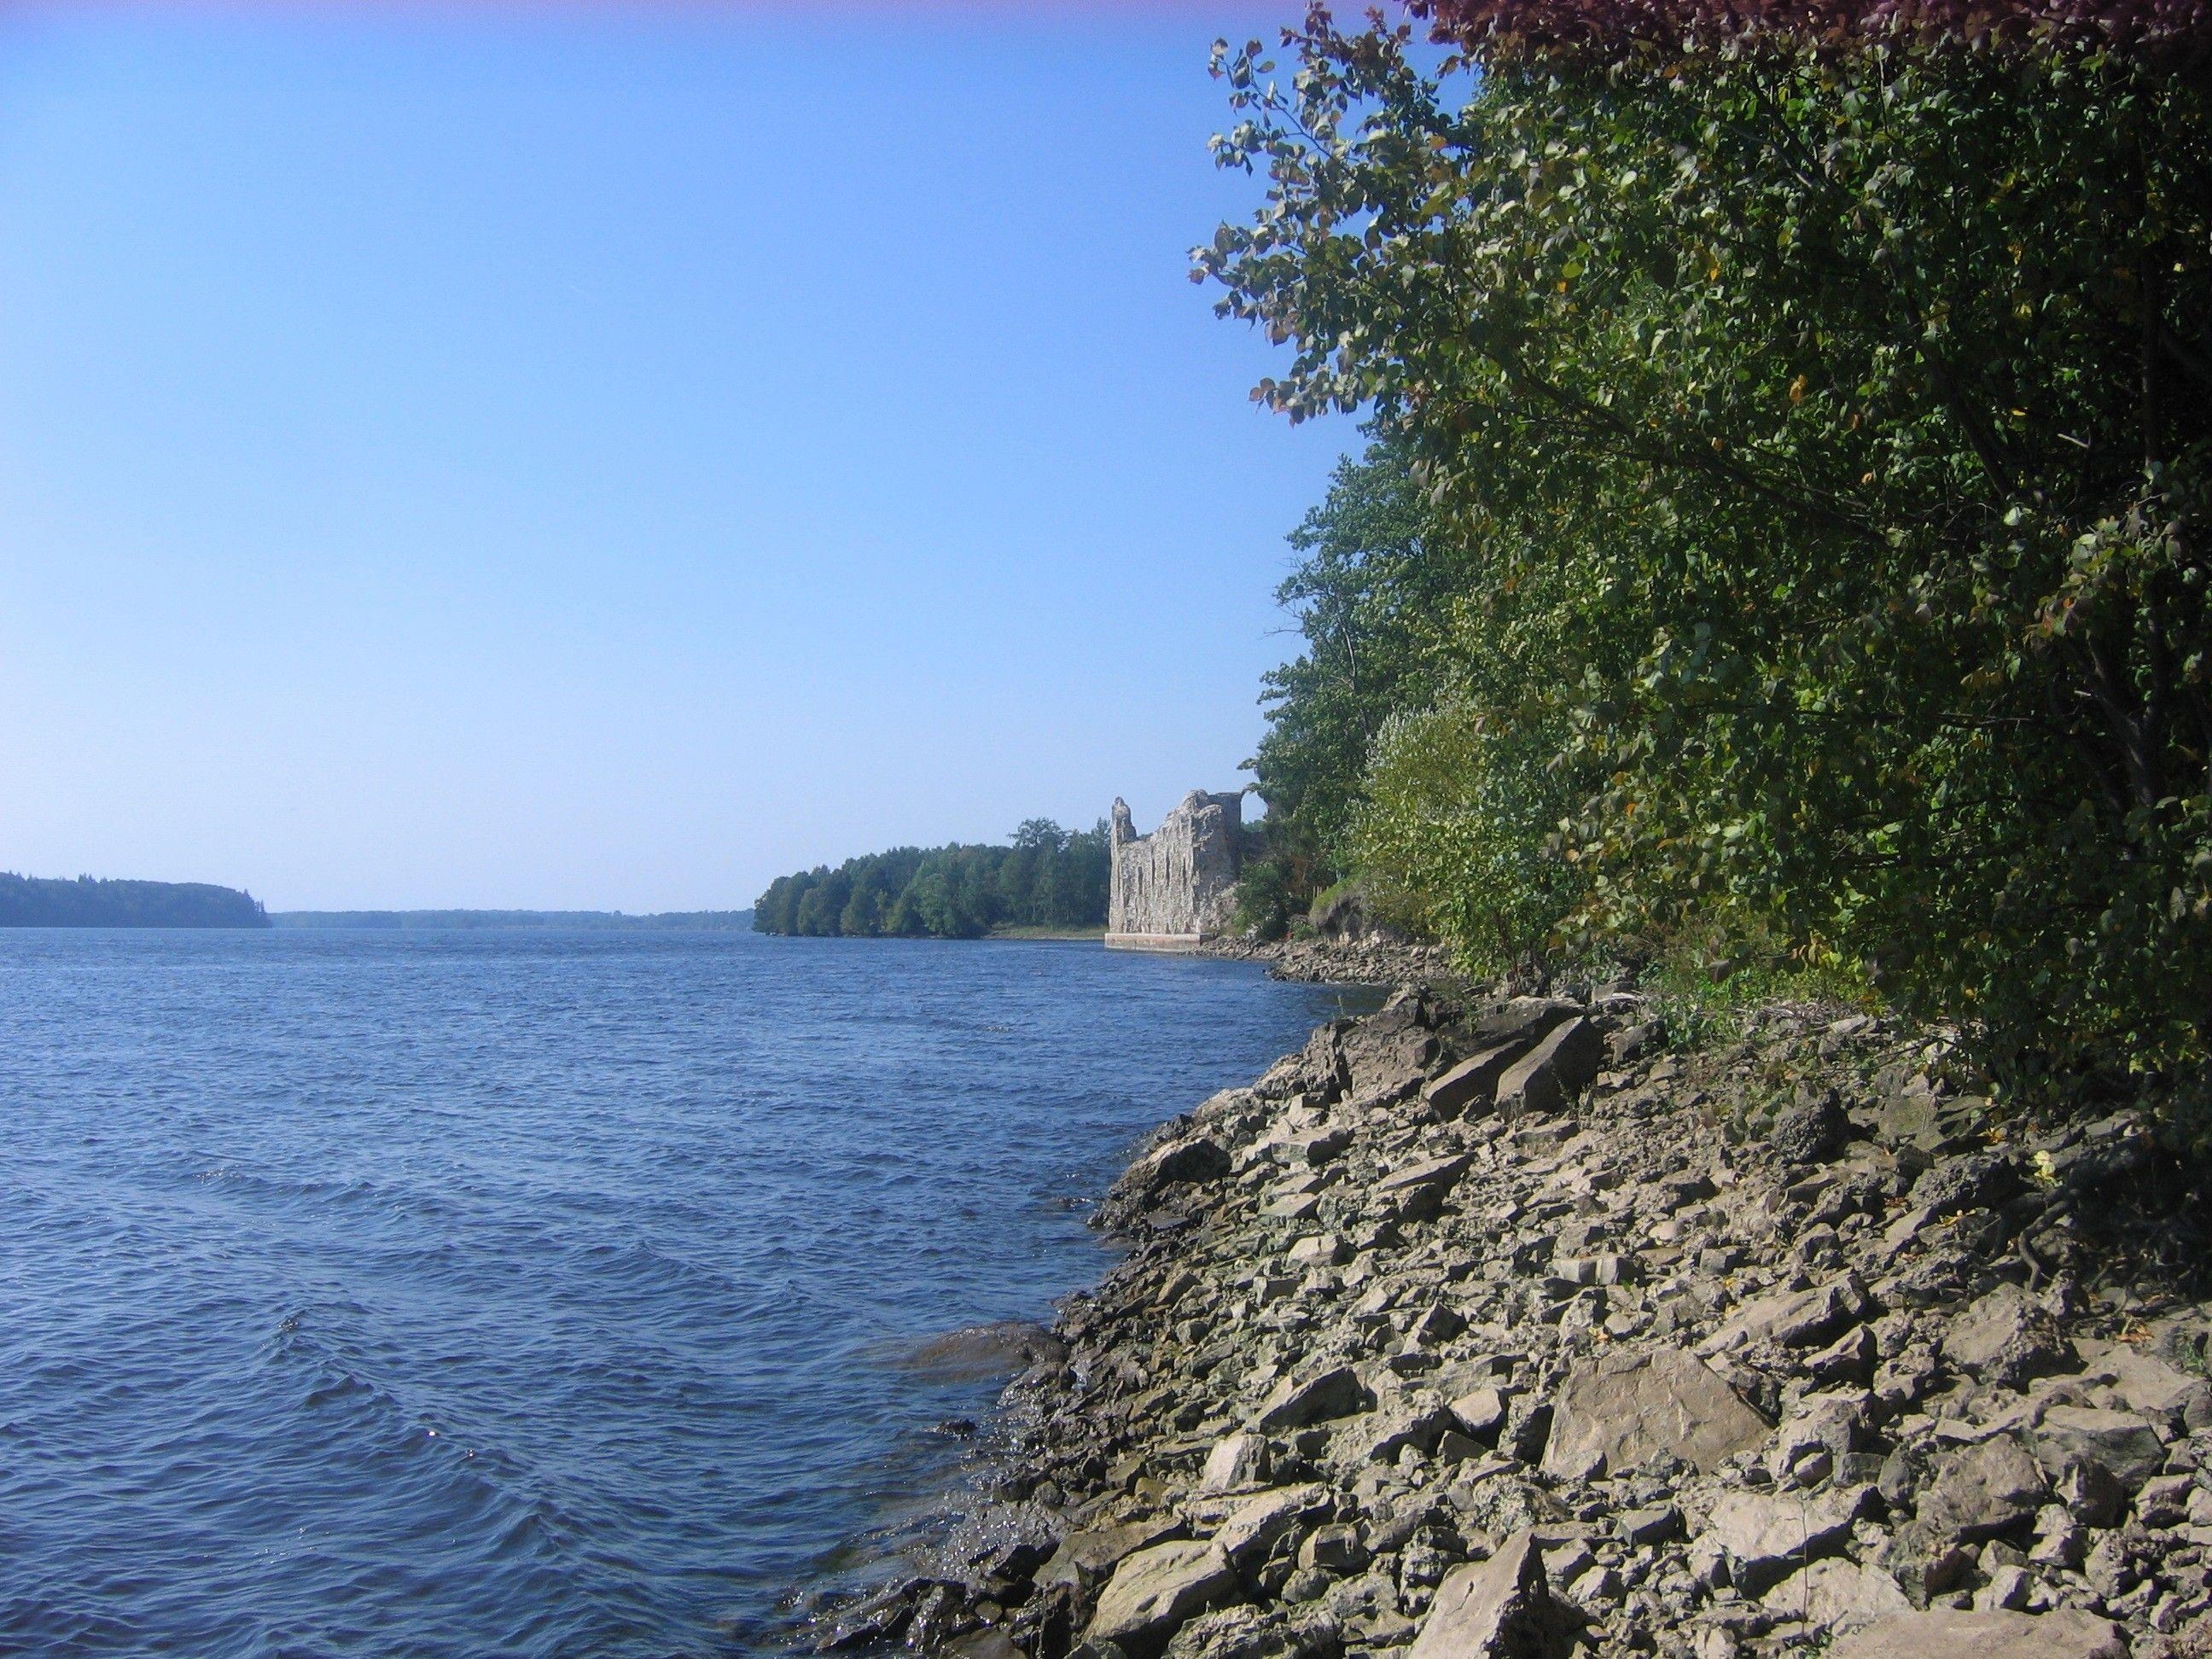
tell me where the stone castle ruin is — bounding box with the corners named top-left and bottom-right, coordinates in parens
top-left (1104, 789), bottom-right (1244, 950)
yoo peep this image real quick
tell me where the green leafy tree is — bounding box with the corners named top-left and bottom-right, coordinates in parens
top-left (1200, 6), bottom-right (2211, 1103)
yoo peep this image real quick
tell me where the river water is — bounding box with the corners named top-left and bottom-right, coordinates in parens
top-left (0, 928), bottom-right (1359, 1656)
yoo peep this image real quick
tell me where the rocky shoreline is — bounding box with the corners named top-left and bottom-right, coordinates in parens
top-left (1198, 935), bottom-right (1455, 987)
top-left (806, 977), bottom-right (2212, 1659)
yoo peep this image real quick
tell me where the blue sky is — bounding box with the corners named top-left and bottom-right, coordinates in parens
top-left (0, 3), bottom-right (1353, 911)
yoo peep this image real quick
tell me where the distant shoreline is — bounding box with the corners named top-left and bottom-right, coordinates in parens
top-left (271, 909), bottom-right (754, 931)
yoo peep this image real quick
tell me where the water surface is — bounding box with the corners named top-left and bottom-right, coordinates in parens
top-left (0, 928), bottom-right (1359, 1656)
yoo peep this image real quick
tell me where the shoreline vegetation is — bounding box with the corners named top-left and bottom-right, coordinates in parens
top-left (753, 820), bottom-right (1112, 941)
top-left (1200, 3), bottom-right (2210, 1126)
top-left (0, 873), bottom-right (269, 929)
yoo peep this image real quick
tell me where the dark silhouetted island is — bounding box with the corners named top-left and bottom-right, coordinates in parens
top-left (0, 873), bottom-right (271, 928)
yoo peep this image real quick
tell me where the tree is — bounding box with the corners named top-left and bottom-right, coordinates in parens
top-left (1199, 3), bottom-right (2212, 1103)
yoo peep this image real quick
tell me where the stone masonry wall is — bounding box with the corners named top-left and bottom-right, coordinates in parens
top-left (1107, 790), bottom-right (1244, 944)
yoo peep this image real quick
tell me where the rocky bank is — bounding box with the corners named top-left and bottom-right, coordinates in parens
top-left (807, 981), bottom-right (2212, 1659)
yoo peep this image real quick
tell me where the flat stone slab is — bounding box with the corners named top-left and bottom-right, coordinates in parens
top-left (1918, 1434), bottom-right (2050, 1542)
top-left (1760, 1557), bottom-right (1912, 1633)
top-left (1828, 1609), bottom-right (2129, 1659)
top-left (1706, 1482), bottom-right (1873, 1592)
top-left (2030, 1405), bottom-right (2166, 1492)
top-left (1541, 1346), bottom-right (1769, 1480)
top-left (1700, 1277), bottom-right (1868, 1353)
top-left (1408, 1528), bottom-right (1577, 1659)
top-left (1086, 1540), bottom-right (1240, 1658)
top-left (1941, 1284), bottom-right (2075, 1389)
top-left (1256, 1365), bottom-right (1369, 1431)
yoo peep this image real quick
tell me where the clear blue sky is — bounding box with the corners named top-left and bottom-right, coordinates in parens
top-left (0, 3), bottom-right (1353, 911)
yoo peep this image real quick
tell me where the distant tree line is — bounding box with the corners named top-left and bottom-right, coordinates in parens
top-left (0, 874), bottom-right (270, 928)
top-left (753, 819), bottom-right (1110, 939)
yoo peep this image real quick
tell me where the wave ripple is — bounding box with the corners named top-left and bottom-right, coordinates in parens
top-left (0, 928), bottom-right (1354, 1656)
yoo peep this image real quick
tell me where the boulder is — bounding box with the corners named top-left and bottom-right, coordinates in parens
top-left (1406, 1529), bottom-right (1578, 1659)
top-left (1705, 1483), bottom-right (1874, 1592)
top-left (1379, 1155), bottom-right (1472, 1220)
top-left (1161, 1605), bottom-right (1342, 1659)
top-left (1258, 1366), bottom-right (1371, 1431)
top-left (1918, 1435), bottom-right (2050, 1542)
top-left (1827, 1610), bottom-right (2128, 1659)
top-left (1041, 1517), bottom-right (1192, 1592)
top-left (1464, 997), bottom-right (1580, 1052)
top-left (1759, 1558), bottom-right (1912, 1633)
top-left (1540, 1347), bottom-right (1770, 1481)
top-left (1340, 1001), bottom-right (1441, 1100)
top-left (2031, 1405), bottom-right (2167, 1493)
top-left (1202, 1432), bottom-right (1274, 1493)
top-left (1213, 1485), bottom-right (1329, 1573)
top-left (1423, 1045), bottom-right (1530, 1119)
top-left (1494, 1019), bottom-right (1605, 1118)
top-left (1701, 1277), bottom-right (1868, 1353)
top-left (1086, 1540), bottom-right (1242, 1659)
top-left (1144, 1138), bottom-right (1235, 1188)
top-left (1449, 1386), bottom-right (1509, 1441)
top-left (1342, 1399), bottom-right (1458, 1464)
top-left (1941, 1285), bottom-right (2076, 1391)
top-left (1913, 1154), bottom-right (2022, 1219)
top-left (2079, 1340), bottom-right (2212, 1426)
top-left (1771, 1090), bottom-right (1852, 1166)
top-left (1301, 1023), bottom-right (1353, 1102)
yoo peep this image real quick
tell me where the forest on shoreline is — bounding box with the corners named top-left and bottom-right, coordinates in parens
top-left (1201, 0), bottom-right (2210, 1124)
top-left (752, 820), bottom-right (1110, 940)
top-left (0, 874), bottom-right (270, 928)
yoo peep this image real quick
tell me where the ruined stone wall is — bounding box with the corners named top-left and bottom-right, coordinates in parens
top-left (1105, 789), bottom-right (1243, 946)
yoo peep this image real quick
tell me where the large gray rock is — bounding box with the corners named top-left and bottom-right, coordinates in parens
top-left (1213, 1485), bottom-right (1329, 1572)
top-left (1912, 1153), bottom-right (2022, 1218)
top-left (1202, 1432), bottom-right (1273, 1493)
top-left (1258, 1366), bottom-right (1371, 1431)
top-left (1463, 997), bottom-right (1580, 1052)
top-left (1759, 1558), bottom-right (1912, 1633)
top-left (2079, 1339), bottom-right (2212, 1425)
top-left (1379, 1154), bottom-right (1471, 1220)
top-left (1423, 1045), bottom-right (1529, 1118)
top-left (1407, 1529), bottom-right (1577, 1659)
top-left (1540, 1347), bottom-right (1769, 1480)
top-left (1140, 1137), bottom-right (1236, 1190)
top-left (1339, 992), bottom-right (1441, 1100)
top-left (1705, 1483), bottom-right (1874, 1592)
top-left (1827, 1609), bottom-right (2128, 1658)
top-left (1771, 1089), bottom-right (1852, 1165)
top-left (1918, 1435), bottom-right (2050, 1542)
top-left (1701, 1277), bottom-right (1868, 1353)
top-left (1086, 1540), bottom-right (1242, 1658)
top-left (1342, 1398), bottom-right (1459, 1464)
top-left (1941, 1285), bottom-right (2075, 1390)
top-left (1161, 1605), bottom-right (1342, 1659)
top-left (1494, 1019), bottom-right (1604, 1117)
top-left (1040, 1517), bottom-right (1191, 1592)
top-left (2030, 1406), bottom-right (2167, 1493)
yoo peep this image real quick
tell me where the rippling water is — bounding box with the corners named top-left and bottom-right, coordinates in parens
top-left (0, 928), bottom-right (1358, 1656)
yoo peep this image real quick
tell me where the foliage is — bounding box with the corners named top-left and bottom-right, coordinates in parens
top-left (751, 821), bottom-right (1111, 940)
top-left (1425, 0), bottom-right (2212, 61)
top-left (1198, 5), bottom-right (2212, 1102)
top-left (0, 873), bottom-right (270, 928)
top-left (1238, 435), bottom-right (1458, 923)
